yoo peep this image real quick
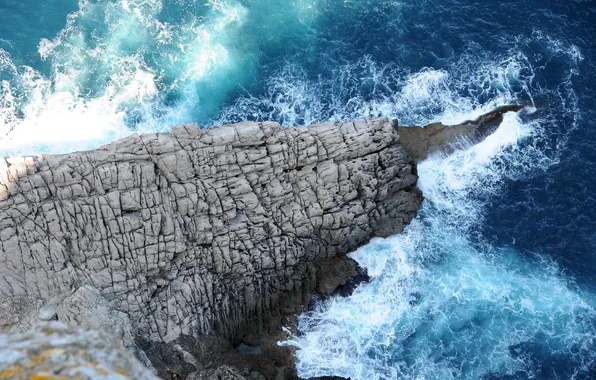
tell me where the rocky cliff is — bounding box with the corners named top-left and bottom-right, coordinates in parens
top-left (0, 108), bottom-right (521, 379)
top-left (0, 118), bottom-right (422, 378)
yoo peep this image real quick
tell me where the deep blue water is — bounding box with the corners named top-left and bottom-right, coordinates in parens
top-left (1, 0), bottom-right (595, 379)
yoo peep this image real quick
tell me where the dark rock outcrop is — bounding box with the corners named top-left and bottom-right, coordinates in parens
top-left (398, 104), bottom-right (524, 163)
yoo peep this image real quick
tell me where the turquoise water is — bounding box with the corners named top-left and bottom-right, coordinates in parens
top-left (1, 0), bottom-right (595, 379)
top-left (0, 0), bottom-right (324, 153)
top-left (1, 0), bottom-right (582, 155)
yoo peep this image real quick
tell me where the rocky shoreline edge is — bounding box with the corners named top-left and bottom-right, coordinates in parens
top-left (0, 105), bottom-right (522, 380)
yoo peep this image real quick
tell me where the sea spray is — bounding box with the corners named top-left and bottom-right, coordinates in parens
top-left (0, 0), bottom-right (320, 155)
top-left (284, 112), bottom-right (596, 380)
top-left (0, 0), bottom-right (593, 378)
top-left (0, 0), bottom-right (580, 157)
top-left (213, 52), bottom-right (536, 128)
top-left (0, 0), bottom-right (581, 165)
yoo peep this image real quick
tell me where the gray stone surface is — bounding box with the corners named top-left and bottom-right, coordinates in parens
top-left (0, 118), bottom-right (422, 377)
top-left (187, 365), bottom-right (248, 380)
top-left (398, 104), bottom-right (524, 162)
top-left (0, 321), bottom-right (159, 379)
top-left (314, 257), bottom-right (358, 295)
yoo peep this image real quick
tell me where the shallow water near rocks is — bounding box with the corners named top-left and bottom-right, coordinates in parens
top-left (1, 0), bottom-right (595, 379)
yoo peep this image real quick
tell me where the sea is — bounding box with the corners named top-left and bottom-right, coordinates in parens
top-left (0, 0), bottom-right (595, 379)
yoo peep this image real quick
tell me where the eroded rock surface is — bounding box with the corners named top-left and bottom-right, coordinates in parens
top-left (0, 321), bottom-right (159, 379)
top-left (398, 104), bottom-right (524, 162)
top-left (0, 118), bottom-right (422, 377)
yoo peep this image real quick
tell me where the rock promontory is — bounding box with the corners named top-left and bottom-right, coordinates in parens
top-left (0, 108), bottom-right (521, 379)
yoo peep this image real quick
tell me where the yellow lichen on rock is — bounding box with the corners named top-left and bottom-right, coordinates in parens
top-left (0, 322), bottom-right (158, 380)
top-left (27, 373), bottom-right (61, 380)
top-left (0, 365), bottom-right (25, 379)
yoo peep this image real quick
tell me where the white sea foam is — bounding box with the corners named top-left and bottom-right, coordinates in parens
top-left (268, 29), bottom-right (587, 380)
top-left (0, 0), bottom-right (579, 159)
top-left (213, 50), bottom-right (537, 129)
top-left (284, 110), bottom-right (595, 380)
top-left (0, 1), bottom-right (590, 378)
top-left (0, 0), bottom-right (332, 156)
top-left (277, 38), bottom-right (589, 377)
top-left (0, 0), bottom-right (269, 156)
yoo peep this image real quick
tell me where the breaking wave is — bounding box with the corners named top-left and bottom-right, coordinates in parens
top-left (0, 0), bottom-right (593, 379)
top-left (284, 109), bottom-right (596, 379)
top-left (279, 35), bottom-right (591, 380)
top-left (0, 0), bottom-right (581, 158)
top-left (0, 0), bottom-right (319, 155)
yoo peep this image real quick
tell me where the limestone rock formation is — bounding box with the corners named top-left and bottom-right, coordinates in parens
top-left (0, 107), bottom-right (522, 378)
top-left (398, 104), bottom-right (524, 162)
top-left (0, 118), bottom-right (422, 378)
top-left (0, 321), bottom-right (159, 379)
